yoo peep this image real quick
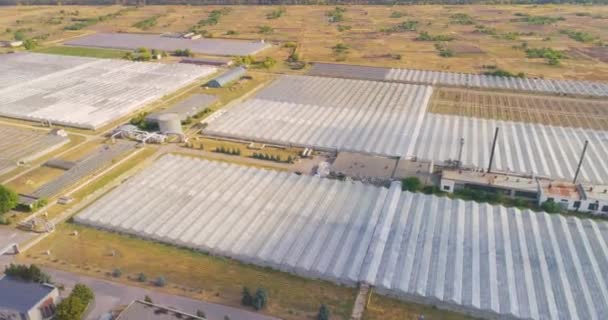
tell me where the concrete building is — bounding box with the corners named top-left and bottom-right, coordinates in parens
top-left (116, 300), bottom-right (205, 320)
top-left (206, 67), bottom-right (246, 88)
top-left (538, 182), bottom-right (608, 214)
top-left (440, 169), bottom-right (608, 215)
top-left (440, 169), bottom-right (540, 199)
top-left (0, 277), bottom-right (59, 320)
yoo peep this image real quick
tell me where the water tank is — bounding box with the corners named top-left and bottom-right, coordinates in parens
top-left (157, 113), bottom-right (183, 134)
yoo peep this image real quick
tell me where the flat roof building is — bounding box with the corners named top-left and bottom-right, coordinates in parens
top-left (0, 277), bottom-right (59, 320)
top-left (441, 169), bottom-right (540, 199)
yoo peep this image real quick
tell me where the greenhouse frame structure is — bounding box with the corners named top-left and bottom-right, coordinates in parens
top-left (75, 155), bottom-right (608, 320)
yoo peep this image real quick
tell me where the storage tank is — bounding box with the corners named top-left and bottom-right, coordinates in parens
top-left (157, 113), bottom-right (183, 134)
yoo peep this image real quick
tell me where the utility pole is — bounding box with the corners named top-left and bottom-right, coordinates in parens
top-left (573, 140), bottom-right (589, 184)
top-left (487, 127), bottom-right (500, 173)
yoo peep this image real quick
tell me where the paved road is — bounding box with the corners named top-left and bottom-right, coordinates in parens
top-left (46, 268), bottom-right (280, 320)
top-left (0, 226), bottom-right (35, 269)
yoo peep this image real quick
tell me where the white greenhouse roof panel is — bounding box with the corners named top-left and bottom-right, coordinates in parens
top-left (0, 124), bottom-right (69, 175)
top-left (75, 155), bottom-right (608, 320)
top-left (309, 62), bottom-right (608, 97)
top-left (412, 114), bottom-right (608, 184)
top-left (205, 75), bottom-right (433, 156)
top-left (66, 33), bottom-right (270, 57)
top-left (205, 74), bottom-right (608, 184)
top-left (0, 53), bottom-right (217, 129)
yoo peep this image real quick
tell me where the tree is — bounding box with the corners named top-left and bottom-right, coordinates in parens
top-left (0, 185), bottom-right (18, 214)
top-left (318, 304), bottom-right (330, 320)
top-left (71, 284), bottom-right (94, 304)
top-left (541, 199), bottom-right (562, 213)
top-left (112, 268), bottom-right (122, 278)
top-left (402, 177), bottom-right (422, 192)
top-left (137, 272), bottom-right (147, 282)
top-left (252, 288), bottom-right (268, 310)
top-left (197, 309), bottom-right (206, 318)
top-left (241, 287), bottom-right (253, 306)
top-left (55, 296), bottom-right (86, 320)
top-left (4, 264), bottom-right (51, 283)
top-left (144, 295), bottom-right (153, 303)
top-left (155, 276), bottom-right (166, 287)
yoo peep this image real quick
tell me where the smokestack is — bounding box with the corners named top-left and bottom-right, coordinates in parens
top-left (573, 140), bottom-right (589, 184)
top-left (487, 127), bottom-right (500, 173)
top-left (457, 137), bottom-right (464, 168)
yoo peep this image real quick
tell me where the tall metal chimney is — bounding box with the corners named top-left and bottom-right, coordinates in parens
top-left (457, 138), bottom-right (464, 168)
top-left (487, 127), bottom-right (500, 173)
top-left (573, 140), bottom-right (589, 184)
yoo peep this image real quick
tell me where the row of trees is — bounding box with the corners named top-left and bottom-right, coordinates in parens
top-left (4, 264), bottom-right (52, 283)
top-left (251, 152), bottom-right (294, 163)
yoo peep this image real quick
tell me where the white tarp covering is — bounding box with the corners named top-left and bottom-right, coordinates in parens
top-left (75, 155), bottom-right (608, 320)
top-left (205, 75), bottom-right (608, 184)
top-left (0, 53), bottom-right (216, 129)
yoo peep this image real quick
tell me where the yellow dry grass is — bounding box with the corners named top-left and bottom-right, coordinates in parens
top-left (2, 5), bottom-right (608, 80)
top-left (19, 223), bottom-right (357, 320)
top-left (363, 292), bottom-right (476, 320)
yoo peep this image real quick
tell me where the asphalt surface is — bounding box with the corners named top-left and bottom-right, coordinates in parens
top-left (0, 226), bottom-right (34, 269)
top-left (46, 268), bottom-right (280, 320)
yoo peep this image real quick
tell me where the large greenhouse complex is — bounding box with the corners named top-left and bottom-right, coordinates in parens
top-left (309, 62), bottom-right (608, 97)
top-left (75, 155), bottom-right (608, 320)
top-left (205, 74), bottom-right (608, 184)
top-left (0, 53), bottom-right (216, 129)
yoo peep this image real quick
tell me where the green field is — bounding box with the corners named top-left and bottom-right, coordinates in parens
top-left (34, 45), bottom-right (129, 59)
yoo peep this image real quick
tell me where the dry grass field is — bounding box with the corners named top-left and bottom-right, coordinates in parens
top-left (2, 5), bottom-right (608, 80)
top-left (20, 223), bottom-right (358, 320)
top-left (429, 87), bottom-right (608, 130)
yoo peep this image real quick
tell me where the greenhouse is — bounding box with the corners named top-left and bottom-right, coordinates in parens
top-left (0, 53), bottom-right (216, 129)
top-left (75, 155), bottom-right (608, 320)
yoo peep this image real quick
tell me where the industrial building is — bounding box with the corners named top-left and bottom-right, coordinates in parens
top-left (309, 62), bottom-right (608, 97)
top-left (75, 155), bottom-right (608, 320)
top-left (0, 276), bottom-right (59, 320)
top-left (206, 66), bottom-right (247, 88)
top-left (145, 94), bottom-right (217, 123)
top-left (0, 124), bottom-right (69, 176)
top-left (66, 33), bottom-right (270, 56)
top-left (0, 53), bottom-right (216, 129)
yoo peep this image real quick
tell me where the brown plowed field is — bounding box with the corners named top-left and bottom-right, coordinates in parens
top-left (429, 87), bottom-right (608, 130)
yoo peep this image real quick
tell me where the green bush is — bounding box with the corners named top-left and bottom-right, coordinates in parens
top-left (71, 284), bottom-right (94, 305)
top-left (390, 11), bottom-right (406, 19)
top-left (55, 295), bottom-right (86, 320)
top-left (560, 29), bottom-right (597, 43)
top-left (4, 264), bottom-right (51, 283)
top-left (326, 7), bottom-right (346, 23)
top-left (0, 185), bottom-right (18, 214)
top-left (252, 288), bottom-right (268, 310)
top-left (155, 276), bottom-right (166, 287)
top-left (450, 13), bottom-right (474, 25)
top-left (266, 7), bottom-right (286, 20)
top-left (415, 31), bottom-right (453, 42)
top-left (242, 287), bottom-right (253, 306)
top-left (112, 268), bottom-right (122, 278)
top-left (402, 177), bottom-right (422, 192)
top-left (137, 273), bottom-right (147, 282)
top-left (541, 199), bottom-right (562, 213)
top-left (318, 304), bottom-right (330, 320)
